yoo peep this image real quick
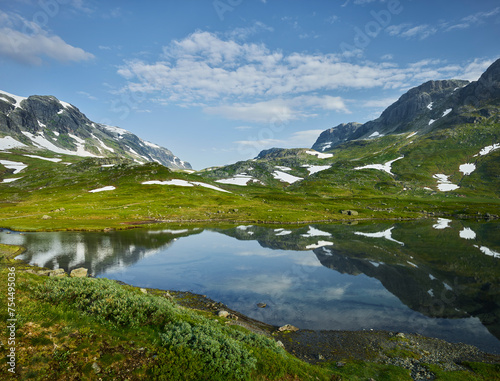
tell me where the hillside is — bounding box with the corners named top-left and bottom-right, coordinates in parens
top-left (0, 90), bottom-right (191, 169)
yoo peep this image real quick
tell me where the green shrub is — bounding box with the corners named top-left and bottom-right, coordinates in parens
top-left (34, 277), bottom-right (177, 328)
top-left (160, 321), bottom-right (257, 380)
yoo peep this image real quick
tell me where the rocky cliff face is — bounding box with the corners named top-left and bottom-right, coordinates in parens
top-left (0, 91), bottom-right (191, 169)
top-left (311, 122), bottom-right (362, 152)
top-left (310, 66), bottom-right (500, 151)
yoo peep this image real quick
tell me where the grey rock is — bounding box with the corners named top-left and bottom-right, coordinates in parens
top-left (70, 268), bottom-right (88, 278)
top-left (49, 268), bottom-right (66, 277)
top-left (278, 324), bottom-right (299, 332)
top-left (217, 310), bottom-right (229, 318)
top-left (41, 215), bottom-right (52, 220)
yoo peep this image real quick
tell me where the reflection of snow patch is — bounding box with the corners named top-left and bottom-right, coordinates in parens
top-left (433, 174), bottom-right (459, 191)
top-left (407, 261), bottom-right (418, 268)
top-left (433, 218), bottom-right (452, 230)
top-left (474, 245), bottom-right (500, 259)
top-left (306, 241), bottom-right (334, 249)
top-left (275, 228), bottom-right (292, 236)
top-left (459, 227), bottom-right (476, 240)
top-left (354, 156), bottom-right (403, 176)
top-left (354, 226), bottom-right (404, 246)
top-left (301, 226), bottom-right (331, 238)
top-left (428, 289), bottom-right (434, 297)
top-left (429, 274), bottom-right (436, 280)
top-left (459, 163), bottom-right (475, 175)
top-left (475, 143), bottom-right (500, 157)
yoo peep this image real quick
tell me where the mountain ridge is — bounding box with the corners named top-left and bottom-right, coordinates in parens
top-left (0, 90), bottom-right (191, 169)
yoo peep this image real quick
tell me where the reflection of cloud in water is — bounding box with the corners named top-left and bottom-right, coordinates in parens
top-left (230, 274), bottom-right (294, 294)
top-left (354, 227), bottom-right (404, 246)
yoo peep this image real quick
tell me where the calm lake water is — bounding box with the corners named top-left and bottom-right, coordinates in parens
top-left (2, 219), bottom-right (500, 354)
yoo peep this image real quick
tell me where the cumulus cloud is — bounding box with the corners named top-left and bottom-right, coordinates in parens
top-left (0, 11), bottom-right (94, 65)
top-left (117, 30), bottom-right (496, 123)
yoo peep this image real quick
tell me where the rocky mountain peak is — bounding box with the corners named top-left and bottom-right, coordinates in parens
top-left (0, 90), bottom-right (192, 169)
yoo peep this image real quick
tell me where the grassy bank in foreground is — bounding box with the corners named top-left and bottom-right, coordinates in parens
top-left (1, 244), bottom-right (500, 380)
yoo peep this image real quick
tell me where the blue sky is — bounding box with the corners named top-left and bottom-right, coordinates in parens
top-left (0, 0), bottom-right (499, 169)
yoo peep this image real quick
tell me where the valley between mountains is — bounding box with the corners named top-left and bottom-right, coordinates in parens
top-left (1, 59), bottom-right (500, 231)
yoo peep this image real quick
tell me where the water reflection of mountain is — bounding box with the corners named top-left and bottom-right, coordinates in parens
top-left (10, 228), bottom-right (202, 276)
top-left (216, 221), bottom-right (500, 341)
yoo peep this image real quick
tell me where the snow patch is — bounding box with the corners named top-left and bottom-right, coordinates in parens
top-left (428, 119), bottom-right (436, 125)
top-left (0, 160), bottom-right (27, 174)
top-left (272, 170), bottom-right (303, 184)
top-left (305, 150), bottom-right (333, 159)
top-left (1, 177), bottom-right (22, 183)
top-left (433, 218), bottom-right (452, 230)
top-left (24, 155), bottom-right (62, 162)
top-left (0, 90), bottom-right (27, 108)
top-left (0, 136), bottom-right (27, 150)
top-left (275, 166), bottom-right (292, 171)
top-left (368, 131), bottom-right (383, 138)
top-left (59, 100), bottom-right (74, 110)
top-left (406, 132), bottom-right (418, 139)
top-left (459, 163), bottom-right (475, 176)
top-left (143, 140), bottom-right (161, 149)
top-left (427, 102), bottom-right (433, 110)
top-left (142, 179), bottom-right (230, 193)
top-left (22, 131), bottom-right (100, 158)
top-left (442, 108), bottom-right (452, 117)
top-left (302, 164), bottom-right (331, 175)
top-left (354, 156), bottom-right (403, 176)
top-left (354, 227), bottom-right (404, 246)
top-left (433, 174), bottom-right (459, 192)
top-left (102, 125), bottom-right (129, 136)
top-left (216, 174), bottom-right (263, 186)
top-left (89, 186), bottom-right (116, 193)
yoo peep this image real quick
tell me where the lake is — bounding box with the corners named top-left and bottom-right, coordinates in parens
top-left (2, 219), bottom-right (499, 354)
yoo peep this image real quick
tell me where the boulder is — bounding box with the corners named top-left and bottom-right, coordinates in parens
top-left (278, 324), bottom-right (299, 332)
top-left (70, 268), bottom-right (88, 278)
top-left (217, 310), bottom-right (229, 318)
top-left (49, 268), bottom-right (67, 277)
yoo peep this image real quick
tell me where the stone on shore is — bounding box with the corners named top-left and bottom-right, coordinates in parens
top-left (70, 268), bottom-right (88, 278)
top-left (278, 324), bottom-right (299, 332)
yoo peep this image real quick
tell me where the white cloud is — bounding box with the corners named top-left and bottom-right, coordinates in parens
top-left (204, 96), bottom-right (349, 123)
top-left (445, 7), bottom-right (500, 32)
top-left (116, 30), bottom-right (495, 124)
top-left (235, 129), bottom-right (325, 152)
top-left (0, 11), bottom-right (94, 65)
top-left (387, 23), bottom-right (437, 40)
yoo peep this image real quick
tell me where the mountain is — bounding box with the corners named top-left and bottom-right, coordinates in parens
top-left (312, 78), bottom-right (471, 151)
top-left (0, 90), bottom-right (191, 169)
